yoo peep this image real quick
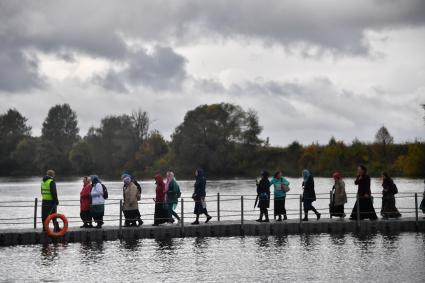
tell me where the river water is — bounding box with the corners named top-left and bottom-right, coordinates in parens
top-left (0, 178), bottom-right (425, 282)
top-left (0, 233), bottom-right (424, 282)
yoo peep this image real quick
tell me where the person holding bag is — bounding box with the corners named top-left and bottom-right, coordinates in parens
top-left (270, 171), bottom-right (290, 221)
top-left (330, 171), bottom-right (347, 218)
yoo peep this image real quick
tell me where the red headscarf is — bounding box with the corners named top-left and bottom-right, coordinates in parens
top-left (155, 175), bottom-right (165, 203)
top-left (332, 171), bottom-right (342, 180)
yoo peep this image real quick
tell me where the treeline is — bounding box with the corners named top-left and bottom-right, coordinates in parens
top-left (0, 103), bottom-right (424, 178)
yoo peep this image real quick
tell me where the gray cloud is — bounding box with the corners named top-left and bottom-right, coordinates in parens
top-left (93, 46), bottom-right (187, 92)
top-left (1, 0), bottom-right (425, 92)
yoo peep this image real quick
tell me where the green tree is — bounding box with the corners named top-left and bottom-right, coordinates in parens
top-left (134, 130), bottom-right (169, 176)
top-left (69, 140), bottom-right (95, 174)
top-left (395, 142), bottom-right (425, 177)
top-left (171, 103), bottom-right (263, 176)
top-left (0, 109), bottom-right (32, 175)
top-left (11, 137), bottom-right (39, 175)
top-left (39, 104), bottom-right (79, 173)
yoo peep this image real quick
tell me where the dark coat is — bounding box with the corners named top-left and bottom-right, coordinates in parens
top-left (302, 176), bottom-right (316, 202)
top-left (355, 175), bottom-right (371, 197)
top-left (257, 177), bottom-right (271, 209)
top-left (194, 172), bottom-right (206, 199)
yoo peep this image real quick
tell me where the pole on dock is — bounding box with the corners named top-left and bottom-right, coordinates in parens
top-left (181, 198), bottom-right (185, 235)
top-left (329, 190), bottom-right (332, 219)
top-left (356, 195), bottom-right (360, 230)
top-left (33, 197), bottom-right (38, 229)
top-left (119, 199), bottom-right (123, 239)
top-left (415, 193), bottom-right (419, 226)
top-left (241, 195), bottom-right (244, 226)
top-left (299, 195), bottom-right (302, 228)
top-left (217, 192), bottom-right (220, 222)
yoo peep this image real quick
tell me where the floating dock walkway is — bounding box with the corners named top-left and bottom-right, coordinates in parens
top-left (1, 217), bottom-right (424, 247)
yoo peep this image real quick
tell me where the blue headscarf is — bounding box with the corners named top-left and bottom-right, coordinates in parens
top-left (90, 175), bottom-right (100, 184)
top-left (302, 170), bottom-right (311, 182)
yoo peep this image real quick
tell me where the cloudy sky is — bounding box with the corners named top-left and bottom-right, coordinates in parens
top-left (1, 0), bottom-right (424, 146)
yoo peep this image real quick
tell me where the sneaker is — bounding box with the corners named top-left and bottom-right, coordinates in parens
top-left (205, 216), bottom-right (212, 223)
top-left (191, 221), bottom-right (200, 225)
top-left (137, 220), bottom-right (144, 226)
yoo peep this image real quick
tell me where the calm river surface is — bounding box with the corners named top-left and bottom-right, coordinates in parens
top-left (0, 178), bottom-right (424, 282)
top-left (0, 233), bottom-right (424, 282)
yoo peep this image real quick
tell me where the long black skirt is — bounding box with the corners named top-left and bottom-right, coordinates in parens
top-left (381, 196), bottom-right (401, 218)
top-left (194, 198), bottom-right (208, 215)
top-left (350, 198), bottom-right (377, 220)
top-left (274, 197), bottom-right (286, 215)
top-left (330, 203), bottom-right (345, 217)
top-left (420, 198), bottom-right (425, 213)
top-left (124, 209), bottom-right (141, 225)
top-left (154, 203), bottom-right (171, 225)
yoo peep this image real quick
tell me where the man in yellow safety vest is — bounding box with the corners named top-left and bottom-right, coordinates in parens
top-left (41, 169), bottom-right (60, 231)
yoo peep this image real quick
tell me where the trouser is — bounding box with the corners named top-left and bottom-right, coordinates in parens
top-left (41, 200), bottom-right (59, 231)
top-left (80, 211), bottom-right (92, 224)
top-left (90, 204), bottom-right (104, 224)
top-left (169, 203), bottom-right (180, 220)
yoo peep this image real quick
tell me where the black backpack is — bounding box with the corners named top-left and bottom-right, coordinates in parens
top-left (391, 182), bottom-right (398, 195)
top-left (101, 183), bottom-right (109, 199)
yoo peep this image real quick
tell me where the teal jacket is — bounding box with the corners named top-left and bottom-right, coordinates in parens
top-left (167, 179), bottom-right (180, 204)
top-left (270, 177), bottom-right (290, 199)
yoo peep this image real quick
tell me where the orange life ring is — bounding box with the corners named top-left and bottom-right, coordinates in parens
top-left (44, 213), bottom-right (68, 238)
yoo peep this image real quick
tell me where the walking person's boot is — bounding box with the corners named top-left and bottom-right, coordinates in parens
top-left (264, 211), bottom-right (269, 223)
top-left (283, 214), bottom-right (288, 221)
top-left (277, 215), bottom-right (282, 222)
top-left (256, 212), bottom-right (263, 222)
top-left (303, 211), bottom-right (309, 221)
top-left (191, 214), bottom-right (200, 225)
top-left (205, 213), bottom-right (212, 223)
top-left (312, 207), bottom-right (321, 220)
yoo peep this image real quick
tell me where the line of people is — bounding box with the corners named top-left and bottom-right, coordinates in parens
top-left (255, 165), bottom-right (403, 222)
top-left (40, 165), bottom-right (422, 230)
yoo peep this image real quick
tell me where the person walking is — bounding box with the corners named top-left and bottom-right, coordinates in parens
top-left (166, 171), bottom-right (181, 223)
top-left (255, 171), bottom-right (271, 222)
top-left (380, 172), bottom-right (401, 219)
top-left (270, 171), bottom-right (290, 221)
top-left (302, 169), bottom-right (321, 221)
top-left (90, 175), bottom-right (105, 228)
top-left (330, 171), bottom-right (347, 218)
top-left (41, 170), bottom-right (60, 232)
top-left (192, 169), bottom-right (212, 225)
top-left (421, 180), bottom-right (425, 218)
top-left (153, 174), bottom-right (171, 226)
top-left (122, 175), bottom-right (143, 227)
top-left (349, 165), bottom-right (378, 221)
top-left (80, 176), bottom-right (93, 228)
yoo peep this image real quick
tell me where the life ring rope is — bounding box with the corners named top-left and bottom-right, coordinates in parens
top-left (44, 213), bottom-right (68, 238)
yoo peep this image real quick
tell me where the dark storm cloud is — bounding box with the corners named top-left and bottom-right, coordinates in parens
top-left (0, 0), bottom-right (424, 92)
top-left (93, 46), bottom-right (187, 92)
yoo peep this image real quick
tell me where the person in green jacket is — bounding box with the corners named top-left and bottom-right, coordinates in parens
top-left (41, 169), bottom-right (60, 231)
top-left (166, 171), bottom-right (181, 223)
top-left (270, 171), bottom-right (290, 221)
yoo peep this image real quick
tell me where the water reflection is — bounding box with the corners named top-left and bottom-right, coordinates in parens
top-left (329, 234), bottom-right (346, 245)
top-left (79, 241), bottom-right (105, 263)
top-left (40, 243), bottom-right (67, 265)
top-left (255, 236), bottom-right (270, 249)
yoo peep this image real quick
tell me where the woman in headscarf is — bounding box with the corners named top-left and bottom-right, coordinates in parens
top-left (90, 175), bottom-right (105, 228)
top-left (270, 171), bottom-right (290, 221)
top-left (330, 171), bottom-right (347, 218)
top-left (192, 168), bottom-right (212, 225)
top-left (380, 172), bottom-right (401, 219)
top-left (153, 174), bottom-right (171, 226)
top-left (256, 171), bottom-right (271, 222)
top-left (349, 165), bottom-right (378, 220)
top-left (80, 176), bottom-right (93, 228)
top-left (302, 169), bottom-right (320, 221)
top-left (166, 171), bottom-right (181, 223)
top-left (122, 175), bottom-right (143, 227)
top-left (421, 180), bottom-right (425, 218)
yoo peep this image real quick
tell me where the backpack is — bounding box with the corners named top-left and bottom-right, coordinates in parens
top-left (134, 180), bottom-right (142, 194)
top-left (175, 183), bottom-right (181, 198)
top-left (101, 183), bottom-right (109, 199)
top-left (391, 182), bottom-right (398, 195)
